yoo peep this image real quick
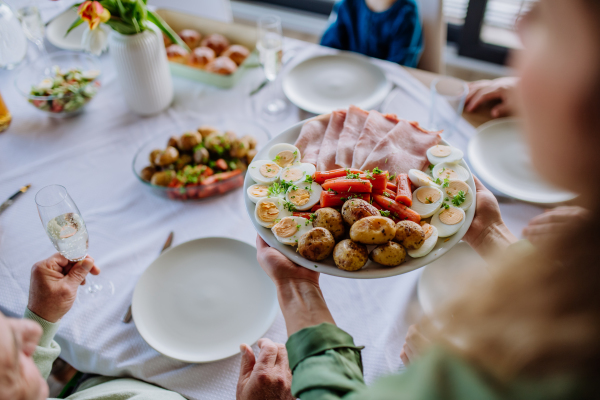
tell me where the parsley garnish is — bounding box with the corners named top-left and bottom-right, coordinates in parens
top-left (327, 188), bottom-right (335, 193)
top-left (426, 197), bottom-right (433, 204)
top-left (433, 177), bottom-right (442, 185)
top-left (304, 175), bottom-right (314, 184)
top-left (283, 201), bottom-right (296, 212)
top-left (372, 167), bottom-right (383, 175)
top-left (296, 224), bottom-right (301, 230)
top-left (442, 203), bottom-right (450, 210)
top-left (442, 178), bottom-right (450, 188)
top-left (383, 191), bottom-right (391, 198)
top-left (379, 210), bottom-right (391, 217)
top-left (388, 173), bottom-right (396, 181)
top-left (428, 164), bottom-right (434, 172)
top-left (451, 190), bottom-right (466, 206)
top-left (345, 169), bottom-right (360, 179)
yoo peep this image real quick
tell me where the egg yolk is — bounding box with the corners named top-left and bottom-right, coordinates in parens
top-left (251, 185), bottom-right (269, 197)
top-left (430, 145), bottom-right (452, 157)
top-left (274, 150), bottom-right (295, 167)
top-left (282, 168), bottom-right (303, 182)
top-left (260, 162), bottom-right (280, 178)
top-left (417, 187), bottom-right (441, 204)
top-left (272, 217), bottom-right (298, 238)
top-left (439, 208), bottom-right (463, 225)
top-left (437, 167), bottom-right (459, 180)
top-left (445, 181), bottom-right (469, 197)
top-left (257, 201), bottom-right (280, 222)
top-left (422, 223), bottom-right (434, 240)
top-left (288, 189), bottom-right (310, 206)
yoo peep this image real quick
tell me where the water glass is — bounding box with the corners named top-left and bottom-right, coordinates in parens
top-left (0, 91), bottom-right (11, 133)
top-left (428, 77), bottom-right (469, 138)
top-left (256, 15), bottom-right (288, 120)
top-left (17, 5), bottom-right (47, 56)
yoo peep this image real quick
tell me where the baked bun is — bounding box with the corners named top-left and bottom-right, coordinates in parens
top-left (205, 56), bottom-right (238, 75)
top-left (201, 33), bottom-right (230, 55)
top-left (221, 44), bottom-right (250, 65)
top-left (163, 33), bottom-right (172, 48)
top-left (178, 29), bottom-right (201, 49)
top-left (166, 44), bottom-right (189, 64)
top-left (188, 46), bottom-right (216, 68)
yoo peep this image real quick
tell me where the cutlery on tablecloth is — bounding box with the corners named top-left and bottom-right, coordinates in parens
top-left (0, 184), bottom-right (31, 215)
top-left (123, 231), bottom-right (174, 323)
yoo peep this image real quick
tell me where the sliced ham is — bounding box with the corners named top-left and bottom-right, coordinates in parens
top-left (294, 113), bottom-right (331, 166)
top-left (316, 110), bottom-right (347, 171)
top-left (360, 120), bottom-right (442, 177)
top-left (351, 111), bottom-right (399, 169)
top-left (335, 105), bottom-right (369, 168)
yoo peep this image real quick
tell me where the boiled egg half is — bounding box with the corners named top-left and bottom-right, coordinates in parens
top-left (408, 169), bottom-right (438, 188)
top-left (430, 205), bottom-right (466, 238)
top-left (247, 184), bottom-right (271, 204)
top-left (248, 159), bottom-right (282, 185)
top-left (410, 186), bottom-right (444, 218)
top-left (254, 197), bottom-right (292, 228)
top-left (285, 181), bottom-right (322, 211)
top-left (442, 180), bottom-right (473, 211)
top-left (427, 145), bottom-right (463, 165)
top-left (408, 224), bottom-right (438, 258)
top-left (267, 144), bottom-right (301, 168)
top-left (280, 163), bottom-right (316, 185)
top-left (271, 216), bottom-right (313, 246)
top-left (432, 162), bottom-right (470, 183)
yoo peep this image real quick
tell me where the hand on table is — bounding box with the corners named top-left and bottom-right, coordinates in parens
top-left (28, 254), bottom-right (100, 323)
top-left (400, 323), bottom-right (431, 366)
top-left (463, 177), bottom-right (517, 260)
top-left (237, 338), bottom-right (295, 400)
top-left (465, 77), bottom-right (519, 118)
top-left (523, 206), bottom-right (588, 247)
top-left (256, 235), bottom-right (319, 288)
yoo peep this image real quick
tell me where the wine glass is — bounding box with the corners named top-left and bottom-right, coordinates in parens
top-left (17, 5), bottom-right (47, 57)
top-left (428, 77), bottom-right (468, 140)
top-left (256, 15), bottom-right (288, 120)
top-left (35, 185), bottom-right (114, 297)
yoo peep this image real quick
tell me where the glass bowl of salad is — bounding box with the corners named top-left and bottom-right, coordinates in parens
top-left (133, 116), bottom-right (272, 201)
top-left (14, 51), bottom-right (101, 117)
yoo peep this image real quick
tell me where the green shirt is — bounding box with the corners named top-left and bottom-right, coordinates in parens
top-left (286, 323), bottom-right (585, 400)
top-left (25, 309), bottom-right (185, 400)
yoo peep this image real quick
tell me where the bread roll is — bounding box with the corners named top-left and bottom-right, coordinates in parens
top-left (188, 46), bottom-right (216, 68)
top-left (166, 44), bottom-right (189, 63)
top-left (222, 44), bottom-right (250, 65)
top-left (201, 33), bottom-right (229, 55)
top-left (178, 29), bottom-right (201, 49)
top-left (205, 56), bottom-right (237, 75)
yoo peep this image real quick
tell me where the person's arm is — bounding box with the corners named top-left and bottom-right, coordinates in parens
top-left (26, 254), bottom-right (99, 378)
top-left (255, 237), bottom-right (367, 399)
top-left (462, 177), bottom-right (518, 262)
top-left (386, 2), bottom-right (423, 67)
top-left (465, 77), bottom-right (519, 118)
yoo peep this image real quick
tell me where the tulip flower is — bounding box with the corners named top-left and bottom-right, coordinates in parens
top-left (78, 1), bottom-right (110, 31)
top-left (82, 26), bottom-right (108, 56)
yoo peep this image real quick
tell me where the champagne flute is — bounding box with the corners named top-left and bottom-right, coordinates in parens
top-left (256, 15), bottom-right (288, 120)
top-left (35, 185), bottom-right (114, 297)
top-left (17, 5), bottom-right (47, 57)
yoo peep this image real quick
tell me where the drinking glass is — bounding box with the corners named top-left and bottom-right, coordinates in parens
top-left (35, 185), bottom-right (114, 297)
top-left (17, 5), bottom-right (47, 57)
top-left (0, 0), bottom-right (28, 69)
top-left (256, 15), bottom-right (288, 120)
top-left (428, 77), bottom-right (469, 139)
top-left (0, 91), bottom-right (11, 133)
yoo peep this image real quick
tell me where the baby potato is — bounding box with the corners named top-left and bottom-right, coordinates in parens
top-left (197, 125), bottom-right (219, 138)
top-left (230, 137), bottom-right (250, 158)
top-left (167, 136), bottom-right (179, 149)
top-left (298, 227), bottom-right (335, 261)
top-left (149, 149), bottom-right (161, 165)
top-left (175, 154), bottom-right (193, 171)
top-left (150, 170), bottom-right (175, 186)
top-left (370, 242), bottom-right (406, 267)
top-left (193, 147), bottom-right (210, 165)
top-left (246, 148), bottom-right (257, 164)
top-left (313, 208), bottom-right (345, 241)
top-left (333, 239), bottom-right (368, 271)
top-left (204, 132), bottom-right (231, 154)
top-left (349, 216), bottom-right (396, 245)
top-left (155, 146), bottom-right (179, 166)
top-left (140, 166), bottom-right (156, 182)
top-left (178, 131), bottom-right (202, 151)
top-left (241, 135), bottom-right (257, 150)
top-left (341, 199), bottom-right (379, 226)
top-left (394, 221), bottom-right (425, 250)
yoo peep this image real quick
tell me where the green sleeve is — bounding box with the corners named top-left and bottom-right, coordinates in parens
top-left (24, 308), bottom-right (61, 380)
top-left (286, 323), bottom-right (367, 399)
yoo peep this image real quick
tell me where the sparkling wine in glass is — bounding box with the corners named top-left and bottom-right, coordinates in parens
top-left (257, 15), bottom-right (288, 120)
top-left (35, 185), bottom-right (114, 297)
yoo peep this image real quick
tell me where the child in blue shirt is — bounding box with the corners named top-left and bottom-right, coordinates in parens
top-left (321, 0), bottom-right (423, 67)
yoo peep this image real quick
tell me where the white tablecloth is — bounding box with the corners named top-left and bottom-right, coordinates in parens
top-left (0, 26), bottom-right (545, 400)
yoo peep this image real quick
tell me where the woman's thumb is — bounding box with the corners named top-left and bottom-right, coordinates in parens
top-left (239, 344), bottom-right (256, 379)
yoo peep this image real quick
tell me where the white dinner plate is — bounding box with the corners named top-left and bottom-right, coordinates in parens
top-left (132, 237), bottom-right (278, 363)
top-left (46, 7), bottom-right (86, 51)
top-left (283, 53), bottom-right (392, 115)
top-left (243, 119), bottom-right (476, 279)
top-left (418, 242), bottom-right (485, 317)
top-left (468, 118), bottom-right (576, 203)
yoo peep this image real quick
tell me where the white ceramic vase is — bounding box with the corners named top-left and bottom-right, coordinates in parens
top-left (108, 23), bottom-right (173, 116)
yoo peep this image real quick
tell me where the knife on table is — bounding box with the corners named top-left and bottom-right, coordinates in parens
top-left (122, 231), bottom-right (174, 323)
top-left (0, 185), bottom-right (31, 215)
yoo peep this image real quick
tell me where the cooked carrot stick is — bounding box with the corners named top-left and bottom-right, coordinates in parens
top-left (395, 173), bottom-right (412, 206)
